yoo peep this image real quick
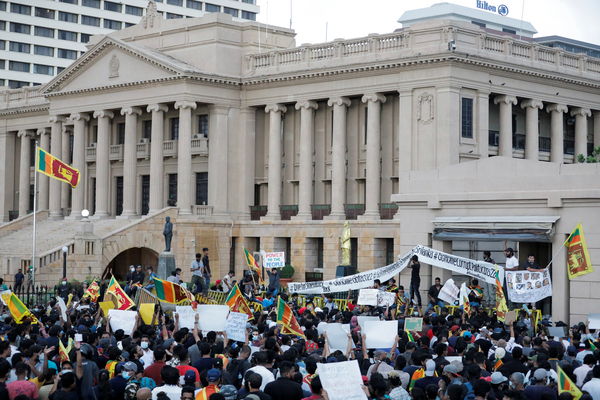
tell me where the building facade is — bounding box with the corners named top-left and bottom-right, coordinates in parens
top-left (0, 0), bottom-right (259, 88)
top-left (0, 6), bottom-right (599, 323)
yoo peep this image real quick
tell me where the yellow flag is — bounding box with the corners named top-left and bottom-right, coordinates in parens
top-left (139, 303), bottom-right (156, 325)
top-left (99, 300), bottom-right (115, 317)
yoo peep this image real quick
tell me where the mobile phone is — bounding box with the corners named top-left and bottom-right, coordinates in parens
top-left (75, 333), bottom-right (83, 342)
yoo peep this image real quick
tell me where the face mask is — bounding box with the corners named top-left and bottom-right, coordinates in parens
top-left (141, 342), bottom-right (149, 349)
top-left (62, 369), bottom-right (72, 375)
top-left (252, 335), bottom-right (259, 341)
top-left (61, 281), bottom-right (67, 286)
top-left (122, 371), bottom-right (130, 380)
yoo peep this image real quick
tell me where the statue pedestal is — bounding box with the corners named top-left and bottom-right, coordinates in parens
top-left (158, 252), bottom-right (176, 280)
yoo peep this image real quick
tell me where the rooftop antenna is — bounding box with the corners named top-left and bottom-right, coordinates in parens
top-left (325, 21), bottom-right (328, 42)
top-left (289, 0), bottom-right (292, 30)
top-left (518, 0), bottom-right (525, 41)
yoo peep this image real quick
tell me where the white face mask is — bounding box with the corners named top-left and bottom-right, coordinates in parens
top-left (140, 341), bottom-right (149, 349)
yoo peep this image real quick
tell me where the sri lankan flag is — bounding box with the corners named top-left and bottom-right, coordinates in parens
top-left (557, 365), bottom-right (582, 400)
top-left (153, 277), bottom-right (194, 304)
top-left (225, 283), bottom-right (253, 319)
top-left (405, 330), bottom-right (415, 342)
top-left (493, 359), bottom-right (503, 371)
top-left (1, 292), bottom-right (38, 324)
top-left (105, 276), bottom-right (134, 310)
top-left (36, 147), bottom-right (79, 188)
top-left (565, 224), bottom-right (593, 279)
top-left (58, 337), bottom-right (74, 362)
top-left (495, 267), bottom-right (508, 322)
top-left (82, 281), bottom-right (100, 302)
top-left (276, 297), bottom-right (305, 338)
top-left (243, 248), bottom-right (262, 280)
top-left (409, 368), bottom-right (425, 390)
top-left (459, 282), bottom-right (471, 316)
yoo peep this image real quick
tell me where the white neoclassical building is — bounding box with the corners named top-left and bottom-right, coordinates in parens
top-left (0, 5), bottom-right (599, 323)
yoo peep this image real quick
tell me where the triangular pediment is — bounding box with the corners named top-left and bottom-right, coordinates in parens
top-left (43, 36), bottom-right (199, 95)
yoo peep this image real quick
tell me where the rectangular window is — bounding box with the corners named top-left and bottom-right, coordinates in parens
top-left (0, 1), bottom-right (5, 11)
top-left (141, 175), bottom-right (150, 215)
top-left (0, 21), bottom-right (5, 30)
top-left (471, 21), bottom-right (486, 28)
top-left (103, 19), bottom-right (122, 29)
top-left (125, 22), bottom-right (135, 28)
top-left (142, 120), bottom-right (152, 140)
top-left (34, 26), bottom-right (54, 38)
top-left (34, 45), bottom-right (54, 56)
top-left (10, 22), bottom-right (30, 34)
top-left (205, 3), bottom-right (220, 12)
top-left (166, 13), bottom-right (183, 19)
top-left (82, 0), bottom-right (100, 8)
top-left (57, 48), bottom-right (77, 59)
top-left (196, 172), bottom-right (208, 205)
top-left (58, 30), bottom-right (77, 41)
top-left (58, 11), bottom-right (78, 23)
top-left (125, 5), bottom-right (143, 16)
top-left (242, 0), bottom-right (255, 3)
top-left (461, 97), bottom-right (473, 139)
top-left (167, 0), bottom-right (183, 5)
top-left (9, 80), bottom-right (29, 89)
top-left (197, 114), bottom-right (209, 137)
top-left (81, 15), bottom-right (100, 26)
top-left (33, 64), bottom-right (53, 75)
top-left (104, 1), bottom-right (122, 12)
top-left (170, 118), bottom-right (179, 140)
top-left (117, 123), bottom-right (125, 145)
top-left (59, 0), bottom-right (78, 4)
top-left (57, 66), bottom-right (65, 74)
top-left (9, 42), bottom-right (30, 53)
top-left (241, 11), bottom-right (256, 20)
top-left (0, 40), bottom-right (3, 50)
top-left (80, 33), bottom-right (91, 43)
top-left (35, 7), bottom-right (55, 19)
top-left (0, 60), bottom-right (5, 69)
top-left (224, 7), bottom-right (238, 17)
top-left (9, 61), bottom-right (30, 72)
top-left (168, 174), bottom-right (177, 204)
top-left (502, 28), bottom-right (517, 34)
top-left (10, 3), bottom-right (31, 15)
top-left (115, 176), bottom-right (123, 216)
top-left (187, 0), bottom-right (201, 10)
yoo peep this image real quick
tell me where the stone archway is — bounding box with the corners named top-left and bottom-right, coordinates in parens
top-left (105, 247), bottom-right (159, 280)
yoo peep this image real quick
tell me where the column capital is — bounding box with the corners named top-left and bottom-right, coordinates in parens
top-left (361, 93), bottom-right (386, 104)
top-left (570, 107), bottom-right (591, 118)
top-left (294, 100), bottom-right (318, 111)
top-left (174, 100), bottom-right (197, 111)
top-left (69, 112), bottom-right (90, 122)
top-left (120, 106), bottom-right (142, 116)
top-left (93, 110), bottom-right (114, 119)
top-left (61, 125), bottom-right (73, 134)
top-left (265, 104), bottom-right (287, 114)
top-left (521, 99), bottom-right (544, 110)
top-left (546, 103), bottom-right (568, 114)
top-left (493, 95), bottom-right (517, 106)
top-left (147, 103), bottom-right (168, 113)
top-left (17, 130), bottom-right (32, 138)
top-left (49, 115), bottom-right (65, 124)
top-left (36, 128), bottom-right (49, 137)
top-left (327, 96), bottom-right (351, 107)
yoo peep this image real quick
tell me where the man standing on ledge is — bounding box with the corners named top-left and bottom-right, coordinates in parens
top-left (408, 255), bottom-right (422, 314)
top-left (201, 248), bottom-right (211, 294)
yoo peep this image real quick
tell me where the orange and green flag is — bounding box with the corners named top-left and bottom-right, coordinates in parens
top-left (557, 364), bottom-right (582, 400)
top-left (276, 297), bottom-right (305, 338)
top-left (106, 276), bottom-right (134, 310)
top-left (225, 283), bottom-right (253, 319)
top-left (565, 224), bottom-right (593, 279)
top-left (36, 147), bottom-right (80, 188)
top-left (243, 248), bottom-right (263, 280)
top-left (1, 292), bottom-right (38, 324)
top-left (153, 277), bottom-right (194, 304)
top-left (495, 267), bottom-right (508, 322)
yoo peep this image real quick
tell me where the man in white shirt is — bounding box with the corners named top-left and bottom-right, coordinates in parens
top-left (221, 271), bottom-right (234, 292)
top-left (575, 354), bottom-right (596, 387)
top-left (151, 365), bottom-right (183, 400)
top-left (190, 253), bottom-right (204, 294)
top-left (504, 248), bottom-right (519, 271)
top-left (243, 351), bottom-right (275, 391)
top-left (582, 365), bottom-right (600, 399)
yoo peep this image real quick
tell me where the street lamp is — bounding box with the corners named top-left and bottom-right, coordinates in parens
top-left (61, 246), bottom-right (68, 279)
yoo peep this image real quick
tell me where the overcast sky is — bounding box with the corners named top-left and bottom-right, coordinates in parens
top-left (255, 0), bottom-right (600, 46)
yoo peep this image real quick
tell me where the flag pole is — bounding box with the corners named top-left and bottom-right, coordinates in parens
top-left (32, 143), bottom-right (38, 288)
top-left (544, 240), bottom-right (566, 269)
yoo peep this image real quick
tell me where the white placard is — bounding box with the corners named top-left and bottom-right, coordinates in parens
top-left (438, 278), bottom-right (459, 304)
top-left (225, 312), bottom-right (248, 342)
top-left (317, 360), bottom-right (367, 400)
top-left (325, 323), bottom-right (351, 354)
top-left (108, 309), bottom-right (137, 335)
top-left (505, 269), bottom-right (552, 303)
top-left (588, 313), bottom-right (600, 330)
top-left (263, 252), bottom-right (286, 269)
top-left (56, 296), bottom-right (67, 321)
top-left (378, 292), bottom-right (397, 307)
top-left (317, 321), bottom-right (328, 336)
top-left (197, 305), bottom-right (230, 332)
top-left (364, 320), bottom-right (398, 349)
top-left (357, 289), bottom-right (378, 306)
top-left (357, 316), bottom-right (379, 331)
top-left (175, 305), bottom-right (198, 330)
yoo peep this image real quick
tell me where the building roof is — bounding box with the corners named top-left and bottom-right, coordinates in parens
top-left (398, 2), bottom-right (537, 35)
top-left (534, 35), bottom-right (600, 51)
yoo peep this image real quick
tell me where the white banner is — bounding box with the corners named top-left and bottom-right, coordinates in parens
top-left (317, 360), bottom-right (367, 400)
top-left (438, 279), bottom-right (459, 304)
top-left (505, 269), bottom-right (552, 303)
top-left (263, 252), bottom-right (286, 269)
top-left (288, 245), bottom-right (502, 294)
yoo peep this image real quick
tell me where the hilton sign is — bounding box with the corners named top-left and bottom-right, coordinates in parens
top-left (476, 0), bottom-right (509, 16)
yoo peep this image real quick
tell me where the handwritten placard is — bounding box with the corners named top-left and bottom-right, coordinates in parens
top-left (317, 360), bottom-right (367, 400)
top-left (226, 312), bottom-right (248, 342)
top-left (263, 252), bottom-right (286, 269)
top-left (404, 317), bottom-right (423, 332)
top-left (357, 289), bottom-right (378, 306)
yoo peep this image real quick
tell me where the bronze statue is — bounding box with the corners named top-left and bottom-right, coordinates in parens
top-left (163, 216), bottom-right (173, 252)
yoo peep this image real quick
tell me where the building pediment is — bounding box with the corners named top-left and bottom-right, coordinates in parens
top-left (42, 36), bottom-right (202, 96)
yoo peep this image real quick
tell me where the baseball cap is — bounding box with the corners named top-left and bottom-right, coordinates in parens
top-left (373, 350), bottom-right (386, 358)
top-left (122, 361), bottom-right (138, 372)
top-left (533, 368), bottom-right (548, 381)
top-left (425, 359), bottom-right (436, 377)
top-left (443, 364), bottom-right (459, 376)
top-left (450, 325), bottom-right (460, 332)
top-left (495, 348), bottom-right (506, 360)
top-left (220, 385), bottom-right (238, 400)
top-left (184, 370), bottom-right (196, 382)
top-left (207, 368), bottom-right (221, 382)
top-left (491, 372), bottom-right (508, 384)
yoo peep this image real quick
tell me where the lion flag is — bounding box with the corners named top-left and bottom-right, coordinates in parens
top-left (565, 224), bottom-right (593, 279)
top-left (36, 147), bottom-right (80, 188)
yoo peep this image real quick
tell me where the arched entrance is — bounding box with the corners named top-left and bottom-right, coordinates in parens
top-left (104, 247), bottom-right (159, 280)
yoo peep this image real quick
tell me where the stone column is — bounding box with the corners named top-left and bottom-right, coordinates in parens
top-left (92, 110), bottom-right (114, 218)
top-left (174, 101), bottom-right (197, 216)
top-left (360, 93), bottom-right (386, 219)
top-left (551, 228), bottom-right (569, 322)
top-left (208, 104), bottom-right (230, 215)
top-left (0, 130), bottom-right (16, 222)
top-left (477, 91), bottom-right (490, 158)
top-left (239, 107), bottom-right (256, 219)
top-left (17, 130), bottom-right (31, 217)
top-left (69, 113), bottom-right (89, 219)
top-left (60, 124), bottom-right (72, 212)
top-left (546, 104), bottom-right (568, 163)
top-left (48, 116), bottom-right (64, 219)
top-left (493, 95), bottom-right (517, 157)
top-left (571, 107), bottom-right (591, 158)
top-left (521, 99), bottom-right (543, 161)
top-left (120, 107), bottom-right (142, 217)
top-left (326, 96), bottom-right (351, 220)
top-left (594, 111), bottom-right (600, 149)
top-left (294, 100), bottom-right (318, 220)
top-left (147, 104), bottom-right (168, 213)
top-left (263, 104), bottom-right (286, 220)
top-left (38, 129), bottom-right (50, 210)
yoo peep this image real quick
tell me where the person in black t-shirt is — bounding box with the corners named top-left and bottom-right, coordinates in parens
top-left (408, 255), bottom-right (422, 311)
top-left (426, 277), bottom-right (443, 313)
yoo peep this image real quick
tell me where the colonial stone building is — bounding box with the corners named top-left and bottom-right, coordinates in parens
top-left (0, 6), bottom-right (599, 323)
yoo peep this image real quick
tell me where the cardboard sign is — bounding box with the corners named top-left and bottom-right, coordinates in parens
top-left (357, 289), bottom-right (378, 306)
top-left (317, 321), bottom-right (328, 336)
top-left (588, 313), bottom-right (600, 330)
top-left (108, 309), bottom-right (137, 335)
top-left (197, 305), bottom-right (230, 332)
top-left (404, 317), bottom-right (423, 332)
top-left (357, 316), bottom-right (379, 331)
top-left (175, 305), bottom-right (198, 330)
top-left (438, 279), bottom-right (460, 304)
top-left (263, 252), bottom-right (285, 269)
top-left (317, 360), bottom-right (367, 400)
top-left (364, 320), bottom-right (398, 349)
top-left (226, 312), bottom-right (248, 342)
top-left (56, 296), bottom-right (67, 321)
top-left (378, 292), bottom-right (397, 307)
top-left (504, 310), bottom-right (517, 325)
top-left (548, 327), bottom-right (566, 338)
top-left (325, 323), bottom-right (352, 354)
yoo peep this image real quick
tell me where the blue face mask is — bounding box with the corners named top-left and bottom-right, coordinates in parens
top-left (122, 371), bottom-right (130, 380)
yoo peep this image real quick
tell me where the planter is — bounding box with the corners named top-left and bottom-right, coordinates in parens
top-left (280, 278), bottom-right (293, 288)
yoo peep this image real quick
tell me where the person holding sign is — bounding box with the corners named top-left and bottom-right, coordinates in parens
top-left (267, 268), bottom-right (280, 297)
top-left (408, 255), bottom-right (423, 313)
